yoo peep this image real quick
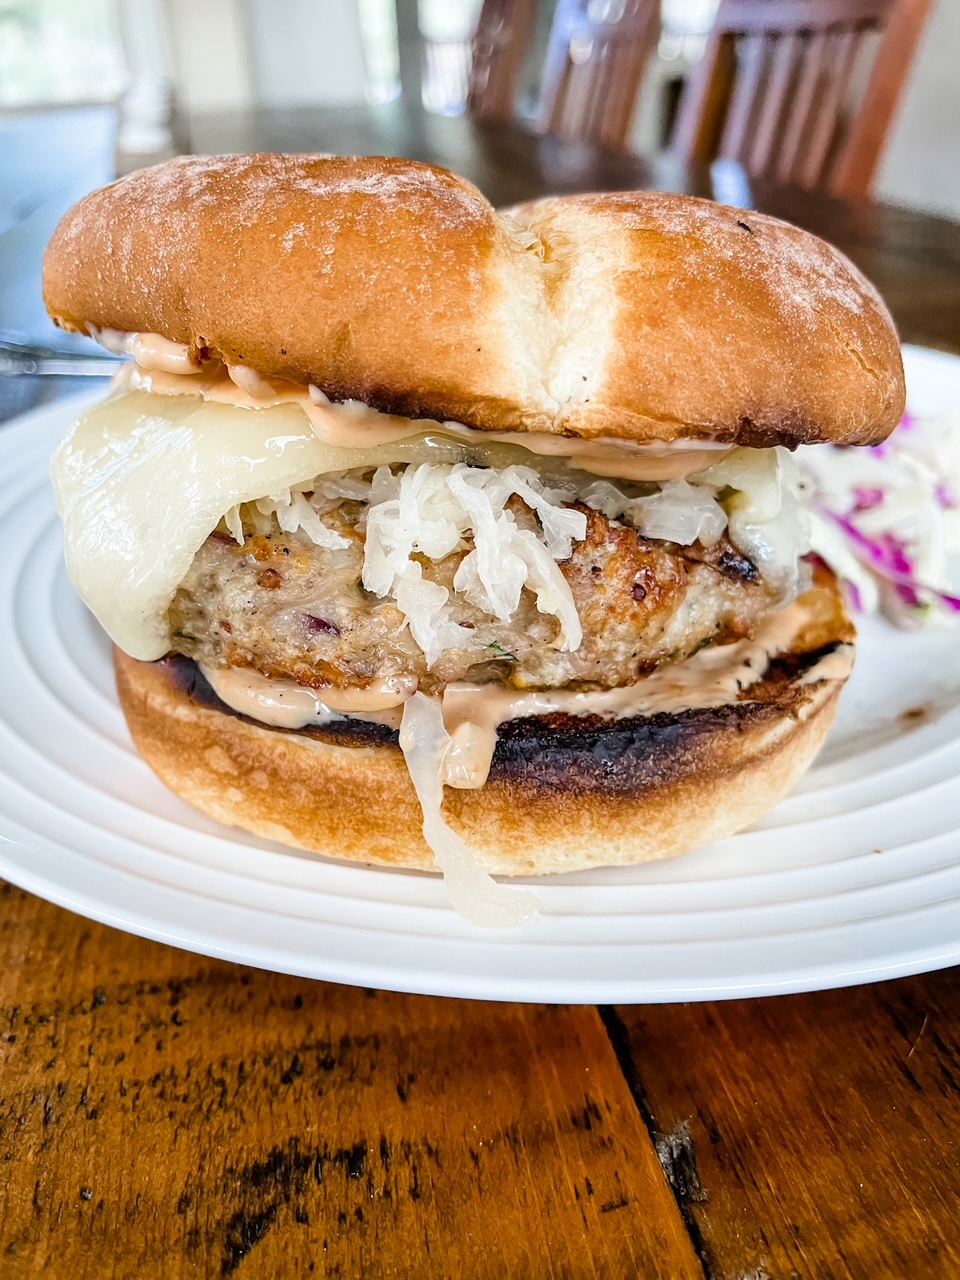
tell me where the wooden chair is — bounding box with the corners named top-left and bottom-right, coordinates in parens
top-left (671, 0), bottom-right (931, 199)
top-left (467, 0), bottom-right (539, 122)
top-left (537, 0), bottom-right (661, 148)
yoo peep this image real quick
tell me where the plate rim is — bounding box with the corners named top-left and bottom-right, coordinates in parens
top-left (2, 345), bottom-right (960, 1003)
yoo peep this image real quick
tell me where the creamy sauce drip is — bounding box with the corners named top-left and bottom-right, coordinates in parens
top-left (796, 644), bottom-right (855, 685)
top-left (90, 327), bottom-right (136, 355)
top-left (436, 421), bottom-right (729, 481)
top-left (438, 600), bottom-right (813, 788)
top-left (228, 364), bottom-right (279, 398)
top-left (132, 332), bottom-right (201, 375)
top-left (398, 694), bottom-right (540, 927)
top-left (201, 664), bottom-right (412, 729)
top-left (103, 331), bottom-right (732, 481)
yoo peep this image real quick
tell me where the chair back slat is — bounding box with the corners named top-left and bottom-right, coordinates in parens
top-left (747, 32), bottom-right (800, 175)
top-left (599, 35), bottom-right (649, 142)
top-left (774, 29), bottom-right (826, 180)
top-left (669, 29), bottom-right (736, 164)
top-left (718, 33), bottom-right (767, 161)
top-left (671, 0), bottom-right (931, 197)
top-left (830, 0), bottom-right (930, 194)
top-left (537, 0), bottom-right (660, 148)
top-left (467, 0), bottom-right (538, 122)
top-left (794, 27), bottom-right (861, 188)
top-left (602, 42), bottom-right (636, 139)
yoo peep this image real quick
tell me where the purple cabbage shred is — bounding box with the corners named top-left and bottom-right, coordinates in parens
top-left (819, 505), bottom-right (960, 614)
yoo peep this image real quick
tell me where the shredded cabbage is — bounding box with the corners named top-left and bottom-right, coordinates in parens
top-left (239, 485), bottom-right (349, 550)
top-left (798, 405), bottom-right (960, 627)
top-left (273, 489), bottom-right (350, 549)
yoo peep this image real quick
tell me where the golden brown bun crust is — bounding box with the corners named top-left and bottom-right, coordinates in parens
top-left (44, 154), bottom-right (903, 447)
top-left (113, 576), bottom-right (854, 876)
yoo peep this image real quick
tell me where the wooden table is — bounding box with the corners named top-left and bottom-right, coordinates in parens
top-left (3, 103), bottom-right (960, 1278)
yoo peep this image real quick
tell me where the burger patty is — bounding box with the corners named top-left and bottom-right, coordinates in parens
top-left (169, 499), bottom-right (777, 695)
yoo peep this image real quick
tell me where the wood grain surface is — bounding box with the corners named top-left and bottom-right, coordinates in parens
top-left (0, 884), bottom-right (703, 1279)
top-left (612, 974), bottom-right (960, 1280)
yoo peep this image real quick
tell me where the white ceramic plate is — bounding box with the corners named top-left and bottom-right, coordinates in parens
top-left (2, 345), bottom-right (960, 1003)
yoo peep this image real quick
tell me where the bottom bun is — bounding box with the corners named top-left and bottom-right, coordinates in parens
top-left (114, 571), bottom-right (854, 877)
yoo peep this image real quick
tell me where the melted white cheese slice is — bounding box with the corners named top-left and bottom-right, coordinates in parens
top-left (51, 391), bottom-right (344, 659)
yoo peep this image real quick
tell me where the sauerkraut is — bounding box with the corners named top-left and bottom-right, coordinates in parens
top-left (582, 445), bottom-right (810, 600)
top-left (398, 693), bottom-right (540, 927)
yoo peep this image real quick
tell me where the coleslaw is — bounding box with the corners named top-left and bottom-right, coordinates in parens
top-left (798, 394), bottom-right (960, 627)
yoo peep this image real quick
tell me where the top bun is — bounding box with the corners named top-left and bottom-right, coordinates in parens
top-left (43, 153), bottom-right (904, 447)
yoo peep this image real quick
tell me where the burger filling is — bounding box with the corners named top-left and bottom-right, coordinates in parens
top-left (52, 350), bottom-right (822, 926)
top-left (170, 475), bottom-right (780, 697)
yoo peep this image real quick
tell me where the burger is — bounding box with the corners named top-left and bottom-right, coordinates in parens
top-left (43, 155), bottom-right (904, 926)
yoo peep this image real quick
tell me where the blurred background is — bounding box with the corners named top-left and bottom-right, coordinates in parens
top-left (2, 0), bottom-right (958, 419)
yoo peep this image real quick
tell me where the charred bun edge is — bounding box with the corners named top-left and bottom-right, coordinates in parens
top-left (43, 154), bottom-right (905, 449)
top-left (115, 640), bottom-right (848, 878)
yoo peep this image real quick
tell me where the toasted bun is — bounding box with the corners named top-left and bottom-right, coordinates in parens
top-left (44, 154), bottom-right (903, 447)
top-left (113, 573), bottom-right (854, 877)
